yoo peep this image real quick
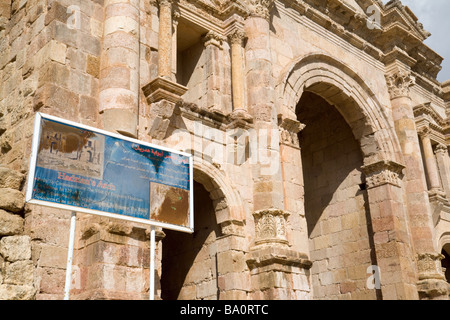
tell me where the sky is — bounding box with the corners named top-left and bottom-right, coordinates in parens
top-left (384, 0), bottom-right (450, 82)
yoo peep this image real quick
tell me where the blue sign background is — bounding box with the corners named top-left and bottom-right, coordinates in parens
top-left (31, 118), bottom-right (190, 223)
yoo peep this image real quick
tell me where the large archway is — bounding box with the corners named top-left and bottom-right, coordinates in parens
top-left (298, 91), bottom-right (378, 299)
top-left (277, 54), bottom-right (418, 299)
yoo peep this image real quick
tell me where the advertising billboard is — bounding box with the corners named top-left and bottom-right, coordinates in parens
top-left (26, 113), bottom-right (194, 233)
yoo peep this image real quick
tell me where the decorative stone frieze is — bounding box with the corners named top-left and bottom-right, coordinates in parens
top-left (252, 208), bottom-right (289, 246)
top-left (361, 160), bottom-right (405, 189)
top-left (278, 116), bottom-right (305, 148)
top-left (385, 70), bottom-right (416, 99)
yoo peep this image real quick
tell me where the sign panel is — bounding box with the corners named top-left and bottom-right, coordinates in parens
top-left (26, 113), bottom-right (194, 233)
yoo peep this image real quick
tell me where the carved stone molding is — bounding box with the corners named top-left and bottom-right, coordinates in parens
top-left (361, 160), bottom-right (405, 189)
top-left (253, 208), bottom-right (289, 246)
top-left (245, 0), bottom-right (273, 20)
top-left (385, 70), bottom-right (416, 99)
top-left (278, 116), bottom-right (305, 148)
top-left (435, 143), bottom-right (448, 155)
top-left (416, 252), bottom-right (449, 299)
top-left (246, 245), bottom-right (312, 271)
top-left (203, 30), bottom-right (226, 48)
top-left (142, 76), bottom-right (188, 104)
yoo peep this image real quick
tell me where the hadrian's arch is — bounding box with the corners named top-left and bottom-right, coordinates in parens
top-left (160, 157), bottom-right (246, 300)
top-left (277, 54), bottom-right (416, 299)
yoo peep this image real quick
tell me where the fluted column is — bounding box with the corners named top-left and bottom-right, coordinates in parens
top-left (99, 0), bottom-right (140, 137)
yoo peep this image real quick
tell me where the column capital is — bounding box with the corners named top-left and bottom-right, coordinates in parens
top-left (228, 29), bottom-right (246, 45)
top-left (246, 0), bottom-right (274, 20)
top-left (435, 143), bottom-right (448, 155)
top-left (252, 208), bottom-right (290, 247)
top-left (278, 115), bottom-right (305, 148)
top-left (385, 70), bottom-right (415, 100)
top-left (361, 160), bottom-right (405, 189)
top-left (417, 125), bottom-right (432, 138)
top-left (203, 30), bottom-right (226, 48)
top-left (158, 0), bottom-right (174, 7)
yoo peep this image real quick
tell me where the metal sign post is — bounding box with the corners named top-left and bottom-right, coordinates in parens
top-left (149, 226), bottom-right (156, 300)
top-left (64, 211), bottom-right (77, 300)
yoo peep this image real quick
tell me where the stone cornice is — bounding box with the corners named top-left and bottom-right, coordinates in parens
top-left (173, 0), bottom-right (443, 82)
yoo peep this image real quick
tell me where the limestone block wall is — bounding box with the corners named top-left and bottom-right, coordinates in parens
top-left (0, 166), bottom-right (35, 300)
top-left (298, 93), bottom-right (376, 299)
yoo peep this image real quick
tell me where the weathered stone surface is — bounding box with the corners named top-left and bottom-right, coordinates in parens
top-left (0, 188), bottom-right (25, 213)
top-left (0, 209), bottom-right (23, 236)
top-left (0, 166), bottom-right (24, 189)
top-left (0, 235), bottom-right (31, 262)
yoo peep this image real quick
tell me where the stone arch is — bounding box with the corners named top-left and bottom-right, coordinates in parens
top-left (439, 234), bottom-right (450, 285)
top-left (276, 53), bottom-right (402, 165)
top-left (192, 156), bottom-right (246, 225)
top-left (160, 156), bottom-right (247, 300)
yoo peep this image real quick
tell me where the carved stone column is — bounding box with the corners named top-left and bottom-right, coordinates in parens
top-left (228, 29), bottom-right (250, 119)
top-left (142, 0), bottom-right (187, 140)
top-left (435, 144), bottom-right (450, 198)
top-left (418, 126), bottom-right (444, 194)
top-left (245, 0), bottom-right (275, 122)
top-left (362, 160), bottom-right (419, 299)
top-left (99, 0), bottom-right (140, 137)
top-left (386, 68), bottom-right (448, 299)
top-left (203, 31), bottom-right (226, 113)
top-left (157, 0), bottom-right (173, 80)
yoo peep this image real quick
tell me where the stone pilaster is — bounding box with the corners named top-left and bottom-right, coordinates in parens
top-left (99, 0), bottom-right (140, 138)
top-left (246, 208), bottom-right (312, 299)
top-left (203, 31), bottom-right (226, 113)
top-left (362, 160), bottom-right (419, 299)
top-left (386, 67), bottom-right (448, 299)
top-left (216, 220), bottom-right (249, 299)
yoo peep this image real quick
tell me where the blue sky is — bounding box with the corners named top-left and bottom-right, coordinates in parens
top-left (384, 0), bottom-right (450, 82)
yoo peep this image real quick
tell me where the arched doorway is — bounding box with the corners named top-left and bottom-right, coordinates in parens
top-left (442, 244), bottom-right (450, 284)
top-left (160, 181), bottom-right (221, 300)
top-left (297, 91), bottom-right (378, 300)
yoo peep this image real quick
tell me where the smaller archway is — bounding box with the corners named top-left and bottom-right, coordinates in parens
top-left (442, 244), bottom-right (450, 284)
top-left (161, 180), bottom-right (221, 300)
